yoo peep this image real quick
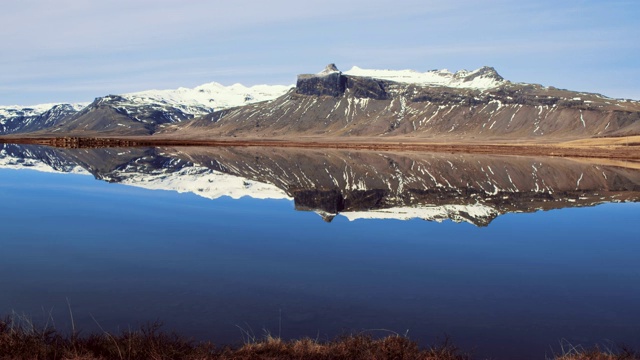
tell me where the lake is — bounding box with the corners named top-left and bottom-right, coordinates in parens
top-left (1, 143), bottom-right (639, 359)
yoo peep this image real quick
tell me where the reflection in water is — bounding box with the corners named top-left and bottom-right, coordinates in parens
top-left (1, 143), bottom-right (639, 226)
top-left (1, 143), bottom-right (640, 360)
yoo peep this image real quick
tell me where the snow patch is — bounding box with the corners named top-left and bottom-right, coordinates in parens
top-left (119, 167), bottom-right (291, 200)
top-left (341, 204), bottom-right (499, 225)
top-left (122, 82), bottom-right (292, 117)
top-left (344, 66), bottom-right (504, 90)
top-left (0, 103), bottom-right (88, 119)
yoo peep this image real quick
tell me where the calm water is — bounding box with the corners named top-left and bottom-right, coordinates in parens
top-left (1, 144), bottom-right (639, 359)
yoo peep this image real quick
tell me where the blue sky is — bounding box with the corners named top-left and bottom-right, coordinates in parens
top-left (1, 0), bottom-right (639, 105)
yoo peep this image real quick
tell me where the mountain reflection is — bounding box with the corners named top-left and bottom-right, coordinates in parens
top-left (2, 143), bottom-right (639, 226)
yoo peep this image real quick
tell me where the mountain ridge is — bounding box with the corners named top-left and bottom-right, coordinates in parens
top-left (2, 64), bottom-right (639, 141)
top-left (163, 64), bottom-right (640, 141)
top-left (0, 82), bottom-right (292, 136)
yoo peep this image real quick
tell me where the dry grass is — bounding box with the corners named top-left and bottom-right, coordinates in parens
top-left (554, 348), bottom-right (638, 360)
top-left (551, 340), bottom-right (639, 360)
top-left (1, 315), bottom-right (637, 359)
top-left (0, 314), bottom-right (469, 360)
top-left (227, 333), bottom-right (469, 360)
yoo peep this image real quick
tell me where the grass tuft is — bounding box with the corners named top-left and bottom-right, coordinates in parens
top-left (553, 341), bottom-right (638, 360)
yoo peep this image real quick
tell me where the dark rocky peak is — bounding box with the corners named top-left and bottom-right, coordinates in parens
top-left (49, 103), bottom-right (73, 111)
top-left (90, 95), bottom-right (128, 107)
top-left (296, 64), bottom-right (347, 97)
top-left (319, 63), bottom-right (340, 75)
top-left (322, 215), bottom-right (336, 223)
top-left (44, 103), bottom-right (82, 116)
top-left (464, 66), bottom-right (504, 82)
top-left (34, 104), bottom-right (81, 125)
top-left (451, 66), bottom-right (503, 84)
top-left (294, 63), bottom-right (506, 99)
top-left (101, 95), bottom-right (127, 103)
top-left (295, 63), bottom-right (390, 99)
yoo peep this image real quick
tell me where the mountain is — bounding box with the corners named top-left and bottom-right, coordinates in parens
top-left (0, 82), bottom-right (292, 136)
top-left (52, 83), bottom-right (292, 135)
top-left (3, 63), bottom-right (639, 140)
top-left (0, 103), bottom-right (87, 135)
top-left (163, 64), bottom-right (640, 141)
top-left (3, 144), bottom-right (639, 226)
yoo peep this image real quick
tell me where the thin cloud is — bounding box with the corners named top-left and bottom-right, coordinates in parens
top-left (1, 0), bottom-right (638, 104)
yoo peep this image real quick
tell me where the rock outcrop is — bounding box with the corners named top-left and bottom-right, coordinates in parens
top-left (295, 64), bottom-right (389, 100)
top-left (296, 64), bottom-right (347, 97)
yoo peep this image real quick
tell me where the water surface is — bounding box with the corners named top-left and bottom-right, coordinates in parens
top-left (1, 144), bottom-right (639, 359)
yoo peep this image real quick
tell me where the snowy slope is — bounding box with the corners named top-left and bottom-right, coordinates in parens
top-left (0, 103), bottom-right (87, 125)
top-left (0, 145), bottom-right (290, 201)
top-left (121, 82), bottom-right (293, 118)
top-left (0, 103), bottom-right (59, 122)
top-left (1, 82), bottom-right (293, 125)
top-left (344, 65), bottom-right (505, 90)
top-left (113, 165), bottom-right (291, 201)
top-left (52, 82), bottom-right (295, 134)
top-left (0, 146), bottom-right (90, 174)
top-left (1, 82), bottom-right (293, 135)
top-left (339, 204), bottom-right (499, 225)
top-left (0, 103), bottom-right (88, 134)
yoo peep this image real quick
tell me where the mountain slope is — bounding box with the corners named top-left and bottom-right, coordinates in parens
top-left (46, 83), bottom-right (293, 136)
top-left (163, 64), bottom-right (640, 141)
top-left (0, 103), bottom-right (87, 135)
top-left (344, 65), bottom-right (505, 90)
top-left (1, 83), bottom-right (292, 136)
top-left (4, 64), bottom-right (639, 140)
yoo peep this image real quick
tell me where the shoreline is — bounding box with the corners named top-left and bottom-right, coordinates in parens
top-left (1, 135), bottom-right (640, 162)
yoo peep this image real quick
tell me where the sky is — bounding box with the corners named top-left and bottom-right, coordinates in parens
top-left (1, 0), bottom-right (639, 105)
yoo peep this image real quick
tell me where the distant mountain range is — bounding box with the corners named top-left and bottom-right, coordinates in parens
top-left (0, 82), bottom-right (291, 136)
top-left (0, 103), bottom-right (87, 135)
top-left (2, 64), bottom-right (639, 140)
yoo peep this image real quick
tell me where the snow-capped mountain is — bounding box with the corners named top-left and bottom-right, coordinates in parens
top-left (2, 63), bottom-right (639, 139)
top-left (4, 144), bottom-right (638, 226)
top-left (46, 82), bottom-right (294, 136)
top-left (0, 103), bottom-right (87, 135)
top-left (123, 82), bottom-right (293, 118)
top-left (0, 82), bottom-right (292, 136)
top-left (0, 103), bottom-right (65, 119)
top-left (170, 64), bottom-right (640, 140)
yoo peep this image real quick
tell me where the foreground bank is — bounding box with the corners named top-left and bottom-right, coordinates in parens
top-left (0, 318), bottom-right (635, 360)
